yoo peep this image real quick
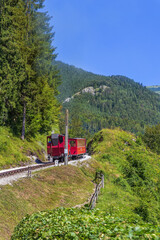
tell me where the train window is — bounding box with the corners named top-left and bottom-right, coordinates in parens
top-left (70, 140), bottom-right (76, 147)
top-left (77, 139), bottom-right (85, 147)
top-left (51, 134), bottom-right (59, 146)
top-left (48, 138), bottom-right (51, 143)
top-left (52, 138), bottom-right (58, 146)
top-left (59, 136), bottom-right (63, 143)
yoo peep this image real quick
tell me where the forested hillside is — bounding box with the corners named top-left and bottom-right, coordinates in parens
top-left (0, 0), bottom-right (60, 139)
top-left (54, 61), bottom-right (160, 136)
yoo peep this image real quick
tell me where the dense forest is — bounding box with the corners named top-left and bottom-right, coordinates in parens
top-left (0, 0), bottom-right (60, 139)
top-left (54, 61), bottom-right (160, 136)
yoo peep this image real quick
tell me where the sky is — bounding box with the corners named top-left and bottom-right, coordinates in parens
top-left (43, 0), bottom-right (160, 86)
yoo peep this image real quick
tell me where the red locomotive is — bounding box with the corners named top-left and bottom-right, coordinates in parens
top-left (47, 134), bottom-right (86, 161)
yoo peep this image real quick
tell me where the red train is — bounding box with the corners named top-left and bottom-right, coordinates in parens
top-left (47, 134), bottom-right (86, 162)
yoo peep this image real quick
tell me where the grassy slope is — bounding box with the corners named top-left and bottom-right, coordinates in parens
top-left (0, 165), bottom-right (94, 240)
top-left (87, 128), bottom-right (160, 223)
top-left (0, 127), bottom-right (47, 169)
top-left (11, 129), bottom-right (160, 239)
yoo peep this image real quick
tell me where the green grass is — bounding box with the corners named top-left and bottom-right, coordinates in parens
top-left (0, 127), bottom-right (47, 169)
top-left (0, 165), bottom-right (94, 240)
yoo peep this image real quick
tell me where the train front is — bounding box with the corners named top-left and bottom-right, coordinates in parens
top-left (47, 134), bottom-right (65, 162)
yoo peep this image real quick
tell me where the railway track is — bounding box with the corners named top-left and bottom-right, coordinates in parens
top-left (0, 161), bottom-right (55, 178)
top-left (0, 155), bottom-right (91, 181)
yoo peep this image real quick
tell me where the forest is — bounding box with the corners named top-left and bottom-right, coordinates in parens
top-left (0, 0), bottom-right (60, 139)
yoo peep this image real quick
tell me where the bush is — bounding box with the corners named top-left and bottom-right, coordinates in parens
top-left (12, 207), bottom-right (160, 239)
top-left (143, 124), bottom-right (160, 154)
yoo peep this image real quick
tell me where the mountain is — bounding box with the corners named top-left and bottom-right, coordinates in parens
top-left (54, 61), bottom-right (160, 136)
top-left (147, 85), bottom-right (160, 94)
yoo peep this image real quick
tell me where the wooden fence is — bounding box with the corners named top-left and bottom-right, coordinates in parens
top-left (89, 171), bottom-right (104, 209)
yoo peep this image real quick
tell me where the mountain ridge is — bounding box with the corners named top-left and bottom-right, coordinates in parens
top-left (54, 60), bottom-right (142, 101)
top-left (53, 60), bottom-right (160, 135)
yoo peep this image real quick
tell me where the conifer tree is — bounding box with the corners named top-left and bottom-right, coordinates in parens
top-left (0, 0), bottom-right (60, 139)
top-left (19, 0), bottom-right (60, 138)
top-left (0, 0), bottom-right (25, 126)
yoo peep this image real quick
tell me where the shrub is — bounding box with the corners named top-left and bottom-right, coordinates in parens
top-left (12, 208), bottom-right (160, 239)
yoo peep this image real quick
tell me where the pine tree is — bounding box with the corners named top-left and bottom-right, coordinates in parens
top-left (0, 0), bottom-right (60, 138)
top-left (19, 0), bottom-right (60, 138)
top-left (0, 0), bottom-right (25, 127)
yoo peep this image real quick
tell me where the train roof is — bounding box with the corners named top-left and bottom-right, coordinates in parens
top-left (47, 135), bottom-right (85, 140)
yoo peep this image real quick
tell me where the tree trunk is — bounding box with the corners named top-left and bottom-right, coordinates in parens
top-left (21, 101), bottom-right (26, 140)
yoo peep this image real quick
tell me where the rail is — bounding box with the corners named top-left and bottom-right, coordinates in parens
top-left (89, 171), bottom-right (104, 209)
top-left (0, 162), bottom-right (55, 179)
top-left (0, 156), bottom-right (88, 179)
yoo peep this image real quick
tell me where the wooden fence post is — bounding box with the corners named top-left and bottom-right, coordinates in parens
top-left (89, 172), bottom-right (104, 209)
top-left (28, 166), bottom-right (31, 178)
top-left (102, 175), bottom-right (104, 188)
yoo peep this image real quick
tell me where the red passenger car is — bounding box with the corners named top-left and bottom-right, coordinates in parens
top-left (47, 134), bottom-right (86, 161)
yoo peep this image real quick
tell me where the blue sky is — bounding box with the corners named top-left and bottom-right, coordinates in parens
top-left (43, 0), bottom-right (160, 86)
